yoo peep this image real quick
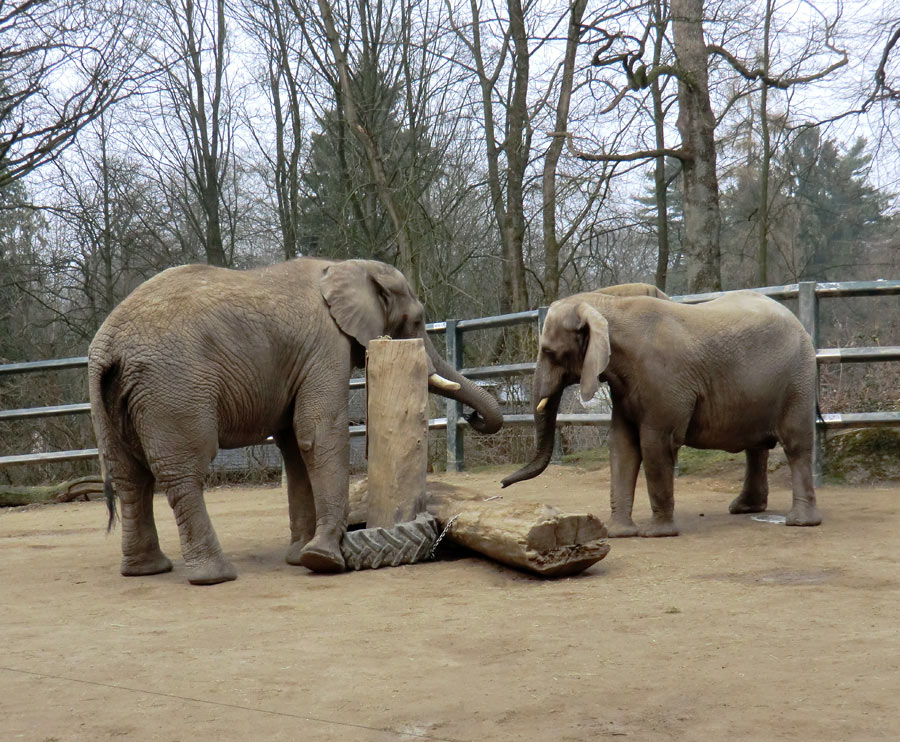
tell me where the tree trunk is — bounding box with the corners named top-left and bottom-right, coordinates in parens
top-left (757, 0), bottom-right (774, 287)
top-left (424, 483), bottom-right (610, 577)
top-left (542, 0), bottom-right (588, 304)
top-left (0, 476), bottom-right (105, 507)
top-left (503, 0), bottom-right (531, 313)
top-left (671, 0), bottom-right (722, 293)
top-left (651, 0), bottom-right (671, 292)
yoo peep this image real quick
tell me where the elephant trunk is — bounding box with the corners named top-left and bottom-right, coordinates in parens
top-left (423, 334), bottom-right (503, 435)
top-left (500, 364), bottom-right (565, 487)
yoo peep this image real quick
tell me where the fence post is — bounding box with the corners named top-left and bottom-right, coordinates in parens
top-left (445, 319), bottom-right (464, 472)
top-left (798, 281), bottom-right (823, 487)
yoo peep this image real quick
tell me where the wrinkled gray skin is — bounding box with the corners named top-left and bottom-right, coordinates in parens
top-left (89, 258), bottom-right (502, 584)
top-left (501, 286), bottom-right (821, 536)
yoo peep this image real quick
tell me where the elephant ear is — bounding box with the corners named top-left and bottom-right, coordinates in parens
top-left (320, 260), bottom-right (396, 347)
top-left (577, 303), bottom-right (610, 402)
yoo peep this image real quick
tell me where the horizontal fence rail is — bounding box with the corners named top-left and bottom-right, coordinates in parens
top-left (1, 280), bottom-right (899, 479)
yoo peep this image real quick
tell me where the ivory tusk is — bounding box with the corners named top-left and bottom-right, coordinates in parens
top-left (429, 373), bottom-right (461, 391)
top-left (536, 397), bottom-right (549, 412)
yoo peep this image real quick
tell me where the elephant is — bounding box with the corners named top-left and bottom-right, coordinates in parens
top-left (88, 257), bottom-right (503, 584)
top-left (501, 287), bottom-right (822, 536)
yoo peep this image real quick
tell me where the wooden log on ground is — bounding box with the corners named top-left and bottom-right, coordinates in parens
top-left (364, 338), bottom-right (428, 528)
top-left (426, 487), bottom-right (609, 577)
top-left (345, 479), bottom-right (610, 577)
top-left (348, 477), bottom-right (369, 526)
top-left (0, 475), bottom-right (104, 507)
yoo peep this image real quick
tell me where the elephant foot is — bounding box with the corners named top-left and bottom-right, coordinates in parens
top-left (121, 551), bottom-right (173, 577)
top-left (607, 518), bottom-right (640, 538)
top-left (284, 539), bottom-right (310, 566)
top-left (728, 493), bottom-right (768, 514)
top-left (786, 503), bottom-right (822, 527)
top-left (639, 518), bottom-right (679, 538)
top-left (185, 556), bottom-right (238, 585)
top-left (297, 530), bottom-right (345, 573)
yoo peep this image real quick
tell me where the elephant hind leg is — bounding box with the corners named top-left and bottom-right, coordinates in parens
top-left (275, 430), bottom-right (316, 566)
top-left (783, 442), bottom-right (822, 527)
top-left (729, 448), bottom-right (770, 514)
top-left (114, 460), bottom-right (173, 577)
top-left (159, 473), bottom-right (237, 585)
top-left (779, 407), bottom-right (822, 527)
top-left (141, 419), bottom-right (236, 584)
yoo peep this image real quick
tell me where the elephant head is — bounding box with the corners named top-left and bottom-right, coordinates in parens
top-left (501, 299), bottom-right (610, 486)
top-left (320, 259), bottom-right (503, 434)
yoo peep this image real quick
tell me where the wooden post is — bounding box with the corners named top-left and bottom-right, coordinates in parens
top-left (798, 281), bottom-right (823, 487)
top-left (365, 338), bottom-right (429, 528)
top-left (444, 319), bottom-right (464, 472)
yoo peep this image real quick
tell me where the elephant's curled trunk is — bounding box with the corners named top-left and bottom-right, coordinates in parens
top-left (500, 388), bottom-right (564, 487)
top-left (424, 335), bottom-right (503, 435)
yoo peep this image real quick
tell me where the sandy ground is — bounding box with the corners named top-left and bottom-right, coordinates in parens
top-left (2, 461), bottom-right (899, 742)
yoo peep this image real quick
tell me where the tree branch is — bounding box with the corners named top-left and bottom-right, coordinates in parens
top-left (707, 43), bottom-right (848, 90)
top-left (563, 132), bottom-right (685, 163)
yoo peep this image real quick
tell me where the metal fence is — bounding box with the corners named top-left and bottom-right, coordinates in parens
top-left (2, 279), bottom-right (899, 483)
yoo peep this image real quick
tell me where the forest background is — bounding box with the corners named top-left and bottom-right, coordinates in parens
top-left (1, 0), bottom-right (899, 482)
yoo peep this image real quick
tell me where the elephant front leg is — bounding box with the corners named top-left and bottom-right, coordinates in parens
top-left (729, 448), bottom-right (770, 514)
top-left (275, 431), bottom-right (316, 566)
top-left (638, 428), bottom-right (679, 537)
top-left (607, 412), bottom-right (642, 537)
top-left (292, 398), bottom-right (349, 574)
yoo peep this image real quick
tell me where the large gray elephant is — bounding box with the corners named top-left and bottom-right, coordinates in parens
top-left (501, 288), bottom-right (821, 536)
top-left (89, 258), bottom-right (502, 584)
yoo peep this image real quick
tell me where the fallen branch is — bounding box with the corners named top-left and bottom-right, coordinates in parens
top-left (0, 475), bottom-right (104, 507)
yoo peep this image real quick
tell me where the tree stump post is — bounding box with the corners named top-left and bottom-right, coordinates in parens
top-left (365, 338), bottom-right (429, 528)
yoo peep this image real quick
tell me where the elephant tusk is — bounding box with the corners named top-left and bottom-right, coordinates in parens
top-left (429, 373), bottom-right (461, 391)
top-left (536, 397), bottom-right (549, 412)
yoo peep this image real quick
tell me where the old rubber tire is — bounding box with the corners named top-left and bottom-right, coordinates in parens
top-left (340, 512), bottom-right (440, 570)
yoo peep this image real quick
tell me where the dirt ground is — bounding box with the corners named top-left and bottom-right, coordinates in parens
top-left (2, 460), bottom-right (899, 742)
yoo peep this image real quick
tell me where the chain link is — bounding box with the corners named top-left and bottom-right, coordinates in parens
top-left (429, 513), bottom-right (461, 559)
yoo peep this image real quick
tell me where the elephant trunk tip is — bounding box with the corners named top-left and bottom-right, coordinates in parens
top-left (465, 411), bottom-right (502, 435)
top-left (500, 466), bottom-right (538, 488)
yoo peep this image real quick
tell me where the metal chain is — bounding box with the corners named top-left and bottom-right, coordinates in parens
top-left (429, 513), bottom-right (461, 559)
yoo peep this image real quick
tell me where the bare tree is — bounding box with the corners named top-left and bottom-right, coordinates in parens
top-left (444, 0), bottom-right (531, 313)
top-left (541, 0), bottom-right (589, 303)
top-left (0, 0), bottom-right (148, 188)
top-left (238, 0), bottom-right (308, 260)
top-left (670, 0), bottom-right (721, 292)
top-left (135, 0), bottom-right (235, 267)
top-left (707, 0), bottom-right (847, 286)
top-left (873, 22), bottom-right (900, 103)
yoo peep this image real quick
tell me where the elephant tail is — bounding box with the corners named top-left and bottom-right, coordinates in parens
top-left (88, 352), bottom-right (122, 533)
top-left (103, 468), bottom-right (118, 533)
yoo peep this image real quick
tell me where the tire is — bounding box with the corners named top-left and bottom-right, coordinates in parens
top-left (340, 512), bottom-right (440, 570)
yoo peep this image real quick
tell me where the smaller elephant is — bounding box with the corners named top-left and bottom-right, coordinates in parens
top-left (501, 288), bottom-right (821, 536)
top-left (89, 257), bottom-right (503, 584)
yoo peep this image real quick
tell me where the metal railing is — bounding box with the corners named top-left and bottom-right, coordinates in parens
top-left (2, 279), bottom-right (899, 482)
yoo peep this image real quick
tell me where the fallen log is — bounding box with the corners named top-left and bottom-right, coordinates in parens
top-left (0, 475), bottom-right (105, 507)
top-left (347, 478), bottom-right (610, 577)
